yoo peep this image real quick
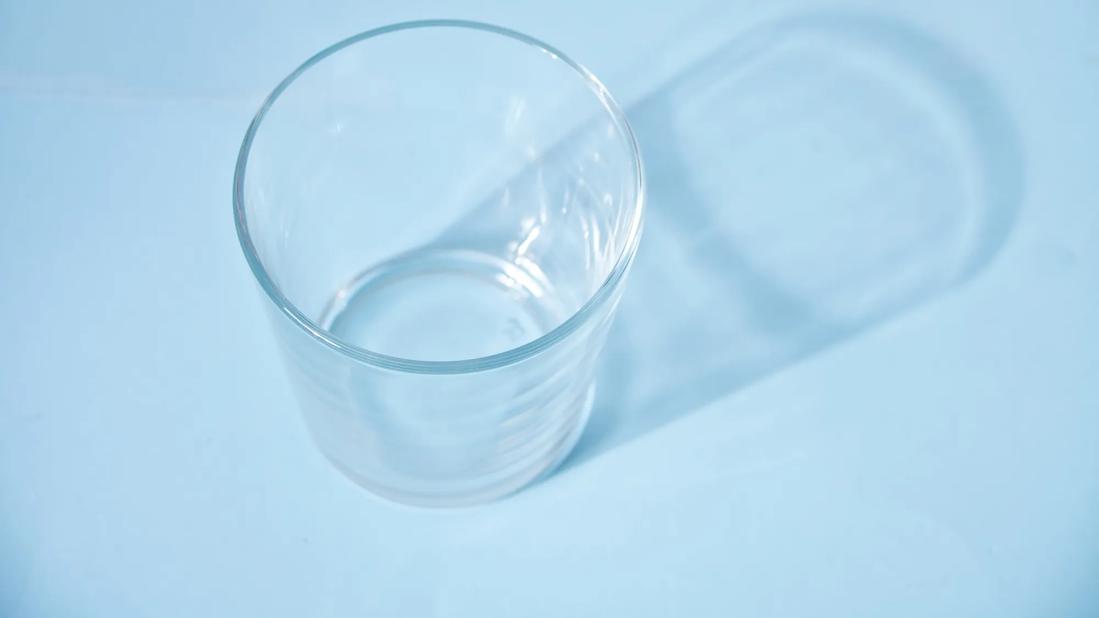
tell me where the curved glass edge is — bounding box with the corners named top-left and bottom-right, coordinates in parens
top-left (233, 19), bottom-right (646, 375)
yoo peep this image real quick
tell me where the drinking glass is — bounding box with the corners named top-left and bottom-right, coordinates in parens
top-left (233, 21), bottom-right (644, 506)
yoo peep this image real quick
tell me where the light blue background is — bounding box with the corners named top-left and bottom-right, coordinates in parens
top-left (2, 0), bottom-right (1097, 616)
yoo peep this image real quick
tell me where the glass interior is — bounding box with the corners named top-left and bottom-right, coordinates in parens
top-left (239, 22), bottom-right (642, 363)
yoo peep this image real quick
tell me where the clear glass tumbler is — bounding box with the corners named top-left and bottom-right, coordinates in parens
top-left (233, 21), bottom-right (644, 506)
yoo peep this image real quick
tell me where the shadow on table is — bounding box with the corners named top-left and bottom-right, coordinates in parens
top-left (562, 10), bottom-right (1024, 470)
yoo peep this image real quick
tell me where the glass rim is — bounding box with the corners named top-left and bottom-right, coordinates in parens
top-left (233, 19), bottom-right (645, 375)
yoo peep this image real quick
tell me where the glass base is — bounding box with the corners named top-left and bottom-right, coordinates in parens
top-left (320, 249), bottom-right (568, 362)
top-left (308, 248), bottom-right (594, 506)
top-left (315, 384), bottom-right (594, 507)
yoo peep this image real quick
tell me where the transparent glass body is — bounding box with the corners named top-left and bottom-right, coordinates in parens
top-left (234, 21), bottom-right (644, 506)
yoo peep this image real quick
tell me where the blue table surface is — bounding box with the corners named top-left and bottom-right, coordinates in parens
top-left (2, 1), bottom-right (1097, 616)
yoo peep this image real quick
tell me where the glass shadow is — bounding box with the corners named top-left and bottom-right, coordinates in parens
top-left (563, 11), bottom-right (1024, 468)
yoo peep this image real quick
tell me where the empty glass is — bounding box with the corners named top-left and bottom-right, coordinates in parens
top-left (233, 21), bottom-right (644, 506)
